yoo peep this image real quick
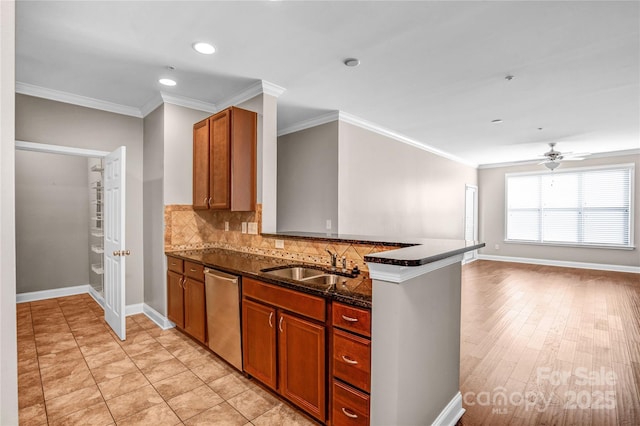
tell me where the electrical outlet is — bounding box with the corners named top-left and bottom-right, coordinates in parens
top-left (326, 219), bottom-right (332, 230)
top-left (494, 244), bottom-right (500, 250)
top-left (275, 239), bottom-right (284, 249)
top-left (241, 222), bottom-right (247, 234)
top-left (247, 222), bottom-right (258, 235)
top-left (224, 221), bottom-right (229, 232)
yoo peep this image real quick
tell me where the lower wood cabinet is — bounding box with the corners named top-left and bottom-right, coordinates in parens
top-left (242, 298), bottom-right (277, 389)
top-left (242, 278), bottom-right (326, 423)
top-left (167, 270), bottom-right (184, 328)
top-left (184, 277), bottom-right (206, 343)
top-left (332, 380), bottom-right (370, 426)
top-left (166, 256), bottom-right (206, 344)
top-left (278, 311), bottom-right (326, 420)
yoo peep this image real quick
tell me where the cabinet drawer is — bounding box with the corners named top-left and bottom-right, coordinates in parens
top-left (184, 261), bottom-right (204, 281)
top-left (333, 328), bottom-right (371, 392)
top-left (167, 256), bottom-right (184, 274)
top-left (332, 380), bottom-right (370, 426)
top-left (332, 302), bottom-right (371, 337)
top-left (243, 278), bottom-right (325, 322)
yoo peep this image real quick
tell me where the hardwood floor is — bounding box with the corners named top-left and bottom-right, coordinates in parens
top-left (459, 260), bottom-right (640, 426)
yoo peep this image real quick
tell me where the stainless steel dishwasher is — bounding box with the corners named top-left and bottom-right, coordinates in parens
top-left (204, 268), bottom-right (242, 371)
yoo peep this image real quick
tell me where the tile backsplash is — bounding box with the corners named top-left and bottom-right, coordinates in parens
top-left (164, 204), bottom-right (396, 272)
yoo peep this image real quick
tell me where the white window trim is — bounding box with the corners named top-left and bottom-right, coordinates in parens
top-left (504, 163), bottom-right (635, 249)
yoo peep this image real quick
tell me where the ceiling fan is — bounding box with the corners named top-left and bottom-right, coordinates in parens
top-left (538, 142), bottom-right (590, 170)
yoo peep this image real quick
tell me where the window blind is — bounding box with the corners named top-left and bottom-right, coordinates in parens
top-left (506, 165), bottom-right (633, 248)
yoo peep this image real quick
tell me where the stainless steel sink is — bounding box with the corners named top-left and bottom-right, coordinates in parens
top-left (262, 265), bottom-right (351, 287)
top-left (301, 274), bottom-right (347, 286)
top-left (262, 266), bottom-right (325, 281)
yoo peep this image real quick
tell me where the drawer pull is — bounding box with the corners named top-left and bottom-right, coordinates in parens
top-left (268, 312), bottom-right (273, 328)
top-left (279, 316), bottom-right (284, 332)
top-left (341, 314), bottom-right (359, 322)
top-left (341, 355), bottom-right (358, 365)
top-left (341, 407), bottom-right (358, 419)
top-left (190, 268), bottom-right (197, 272)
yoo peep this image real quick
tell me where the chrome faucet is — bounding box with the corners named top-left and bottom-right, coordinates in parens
top-left (326, 249), bottom-right (337, 270)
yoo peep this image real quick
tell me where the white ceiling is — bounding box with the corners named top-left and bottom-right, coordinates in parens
top-left (15, 1), bottom-right (639, 166)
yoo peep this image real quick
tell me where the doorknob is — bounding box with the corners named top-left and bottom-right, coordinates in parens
top-left (112, 250), bottom-right (131, 256)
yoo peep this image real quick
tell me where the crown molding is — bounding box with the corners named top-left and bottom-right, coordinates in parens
top-left (262, 80), bottom-right (287, 98)
top-left (478, 148), bottom-right (640, 169)
top-left (216, 80), bottom-right (286, 112)
top-left (278, 109), bottom-right (477, 168)
top-left (337, 111), bottom-right (477, 168)
top-left (139, 93), bottom-right (163, 117)
top-left (160, 92), bottom-right (217, 114)
top-left (15, 82), bottom-right (143, 118)
top-left (278, 111), bottom-right (339, 136)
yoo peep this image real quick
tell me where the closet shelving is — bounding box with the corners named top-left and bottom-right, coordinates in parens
top-left (89, 160), bottom-right (104, 295)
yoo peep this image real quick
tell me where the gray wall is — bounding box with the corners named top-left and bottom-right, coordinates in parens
top-left (15, 151), bottom-right (90, 293)
top-left (277, 121), bottom-right (339, 233)
top-left (163, 103), bottom-right (210, 205)
top-left (338, 121), bottom-right (478, 239)
top-left (143, 103), bottom-right (209, 317)
top-left (478, 153), bottom-right (640, 267)
top-left (16, 94), bottom-right (145, 305)
top-left (143, 105), bottom-right (165, 314)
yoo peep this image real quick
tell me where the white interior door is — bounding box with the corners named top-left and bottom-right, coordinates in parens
top-left (104, 146), bottom-right (126, 340)
top-left (464, 184), bottom-right (478, 262)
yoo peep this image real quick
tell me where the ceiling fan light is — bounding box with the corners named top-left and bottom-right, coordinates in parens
top-left (544, 161), bottom-right (559, 171)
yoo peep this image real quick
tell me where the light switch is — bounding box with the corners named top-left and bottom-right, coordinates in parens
top-left (224, 221), bottom-right (229, 231)
top-left (326, 219), bottom-right (332, 230)
top-left (241, 222), bottom-right (247, 234)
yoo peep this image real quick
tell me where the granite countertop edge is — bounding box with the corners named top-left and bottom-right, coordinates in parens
top-left (264, 232), bottom-right (485, 267)
top-left (166, 248), bottom-right (373, 309)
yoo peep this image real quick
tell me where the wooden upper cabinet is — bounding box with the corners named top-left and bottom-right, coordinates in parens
top-left (193, 119), bottom-right (210, 210)
top-left (192, 106), bottom-right (257, 211)
top-left (209, 110), bottom-right (231, 209)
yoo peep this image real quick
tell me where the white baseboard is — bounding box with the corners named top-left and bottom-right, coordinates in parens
top-left (477, 254), bottom-right (640, 274)
top-left (143, 304), bottom-right (175, 330)
top-left (125, 303), bottom-right (144, 316)
top-left (16, 284), bottom-right (92, 303)
top-left (16, 286), bottom-right (174, 330)
top-left (432, 391), bottom-right (465, 426)
top-left (87, 286), bottom-right (104, 308)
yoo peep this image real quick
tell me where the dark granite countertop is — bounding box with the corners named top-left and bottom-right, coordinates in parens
top-left (264, 232), bottom-right (485, 267)
top-left (166, 248), bottom-right (374, 309)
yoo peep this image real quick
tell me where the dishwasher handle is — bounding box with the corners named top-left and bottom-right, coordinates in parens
top-left (204, 268), bottom-right (239, 283)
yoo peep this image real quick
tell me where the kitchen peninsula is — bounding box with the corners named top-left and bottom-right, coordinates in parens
top-left (167, 231), bottom-right (483, 425)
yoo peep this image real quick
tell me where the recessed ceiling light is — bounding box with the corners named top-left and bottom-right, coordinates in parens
top-left (344, 58), bottom-right (360, 67)
top-left (193, 42), bottom-right (216, 55)
top-left (505, 75), bottom-right (515, 81)
top-left (491, 119), bottom-right (503, 124)
top-left (159, 78), bottom-right (176, 86)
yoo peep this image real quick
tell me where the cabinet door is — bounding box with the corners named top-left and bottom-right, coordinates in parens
top-left (167, 270), bottom-right (184, 328)
top-left (209, 110), bottom-right (231, 209)
top-left (242, 299), bottom-right (277, 390)
top-left (193, 118), bottom-right (210, 210)
top-left (184, 278), bottom-right (206, 343)
top-left (279, 311), bottom-right (326, 422)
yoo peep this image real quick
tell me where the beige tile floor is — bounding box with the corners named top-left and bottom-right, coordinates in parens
top-left (17, 294), bottom-right (318, 426)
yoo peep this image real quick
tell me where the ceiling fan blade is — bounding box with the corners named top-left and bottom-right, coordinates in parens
top-left (563, 157), bottom-right (585, 161)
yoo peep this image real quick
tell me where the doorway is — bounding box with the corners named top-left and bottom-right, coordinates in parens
top-left (15, 140), bottom-right (127, 339)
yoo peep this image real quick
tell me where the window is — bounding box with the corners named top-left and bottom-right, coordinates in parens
top-left (505, 165), bottom-right (634, 248)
